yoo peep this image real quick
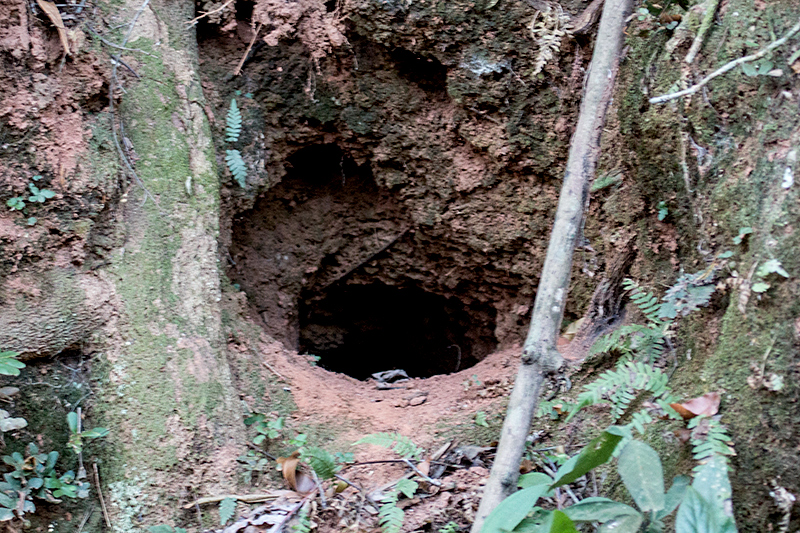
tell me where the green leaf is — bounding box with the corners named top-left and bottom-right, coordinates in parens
top-left (395, 478), bottom-right (418, 499)
top-left (617, 440), bottom-right (665, 512)
top-left (692, 457), bottom-right (736, 530)
top-left (219, 496), bottom-right (236, 525)
top-left (67, 412), bottom-right (79, 433)
top-left (0, 352), bottom-right (24, 377)
top-left (148, 527), bottom-right (177, 533)
top-left (675, 486), bottom-right (716, 533)
top-left (475, 411), bottom-right (489, 427)
top-left (225, 98), bottom-right (243, 143)
top-left (480, 484), bottom-right (549, 533)
top-left (244, 413), bottom-right (265, 426)
top-left (225, 149), bottom-right (247, 188)
top-left (518, 472), bottom-right (553, 489)
top-left (81, 427), bottom-right (110, 439)
top-left (657, 475), bottom-right (690, 519)
top-left (741, 62), bottom-right (758, 77)
top-left (757, 259), bottom-right (789, 278)
top-left (550, 429), bottom-right (624, 488)
top-left (563, 497), bottom-right (641, 523)
top-left (27, 478), bottom-right (43, 489)
top-left (598, 513), bottom-right (644, 533)
top-left (751, 282), bottom-right (770, 293)
top-left (0, 508), bottom-right (14, 521)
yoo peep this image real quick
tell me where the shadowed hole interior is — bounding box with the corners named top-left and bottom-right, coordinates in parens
top-left (298, 283), bottom-right (497, 380)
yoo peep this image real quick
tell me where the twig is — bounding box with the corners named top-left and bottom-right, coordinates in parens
top-left (183, 493), bottom-right (282, 508)
top-left (311, 470), bottom-right (327, 508)
top-left (402, 458), bottom-right (442, 486)
top-left (234, 23), bottom-right (262, 76)
top-left (76, 504), bottom-right (94, 533)
top-left (111, 54), bottom-right (141, 78)
top-left (93, 462), bottom-right (112, 529)
top-left (76, 407), bottom-right (85, 480)
top-left (684, 0), bottom-right (720, 64)
top-left (185, 0), bottom-right (234, 26)
top-left (651, 16), bottom-right (800, 104)
top-left (262, 360), bottom-right (286, 381)
top-left (84, 22), bottom-right (153, 55)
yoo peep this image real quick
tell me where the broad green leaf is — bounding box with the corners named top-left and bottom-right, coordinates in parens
top-left (518, 472), bottom-right (553, 489)
top-left (563, 497), bottom-right (641, 522)
top-left (692, 457), bottom-right (737, 532)
top-left (67, 412), bottom-right (79, 433)
top-left (751, 282), bottom-right (770, 293)
top-left (0, 493), bottom-right (14, 508)
top-left (148, 527), bottom-right (176, 533)
top-left (548, 510), bottom-right (578, 533)
top-left (599, 513), bottom-right (644, 533)
top-left (757, 259), bottom-right (789, 278)
top-left (81, 427), bottom-right (110, 439)
top-left (551, 429), bottom-right (624, 488)
top-left (741, 62), bottom-right (758, 77)
top-left (512, 510), bottom-right (578, 533)
top-left (0, 508), bottom-right (13, 521)
top-left (657, 475), bottom-right (690, 519)
top-left (28, 478), bottom-right (43, 489)
top-left (219, 496), bottom-right (236, 525)
top-left (617, 440), bottom-right (665, 512)
top-left (480, 485), bottom-right (549, 533)
top-left (675, 486), bottom-right (715, 533)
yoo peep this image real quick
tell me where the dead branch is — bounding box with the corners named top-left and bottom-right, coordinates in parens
top-left (234, 23), bottom-right (262, 76)
top-left (186, 0), bottom-right (234, 26)
top-left (651, 16), bottom-right (800, 104)
top-left (470, 0), bottom-right (633, 530)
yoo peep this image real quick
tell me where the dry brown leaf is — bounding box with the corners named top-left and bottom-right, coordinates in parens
top-left (670, 391), bottom-right (721, 420)
top-left (417, 460), bottom-right (430, 477)
top-left (276, 452), bottom-right (315, 494)
top-left (35, 0), bottom-right (70, 56)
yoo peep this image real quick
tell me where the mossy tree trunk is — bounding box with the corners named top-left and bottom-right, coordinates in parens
top-left (96, 0), bottom-right (244, 529)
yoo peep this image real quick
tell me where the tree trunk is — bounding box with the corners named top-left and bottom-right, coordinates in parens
top-left (96, 0), bottom-right (244, 528)
top-left (470, 0), bottom-right (632, 530)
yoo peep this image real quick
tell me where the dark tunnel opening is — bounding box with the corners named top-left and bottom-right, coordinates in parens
top-left (298, 283), bottom-right (498, 380)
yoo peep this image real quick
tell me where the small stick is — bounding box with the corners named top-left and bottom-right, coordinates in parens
top-left (651, 16), bottom-right (800, 104)
top-left (234, 23), bottom-right (262, 76)
top-left (262, 360), bottom-right (286, 381)
top-left (402, 458), bottom-right (442, 486)
top-left (186, 0), bottom-right (234, 26)
top-left (76, 504), bottom-right (95, 533)
top-left (684, 0), bottom-right (720, 64)
top-left (84, 23), bottom-right (153, 55)
top-left (111, 54), bottom-right (141, 79)
top-left (93, 462), bottom-right (112, 529)
top-left (183, 493), bottom-right (282, 508)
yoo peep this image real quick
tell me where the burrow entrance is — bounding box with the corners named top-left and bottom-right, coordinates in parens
top-left (229, 144), bottom-right (499, 380)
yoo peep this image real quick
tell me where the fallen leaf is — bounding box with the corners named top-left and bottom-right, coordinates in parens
top-left (35, 0), bottom-right (70, 56)
top-left (670, 392), bottom-right (721, 420)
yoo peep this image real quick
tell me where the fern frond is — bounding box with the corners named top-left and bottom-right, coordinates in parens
top-left (225, 149), bottom-right (247, 188)
top-left (302, 447), bottom-right (338, 480)
top-left (574, 362), bottom-right (671, 421)
top-left (292, 507), bottom-right (313, 533)
top-left (225, 98), bottom-right (242, 142)
top-left (623, 279), bottom-right (668, 325)
top-left (353, 432), bottom-right (423, 459)
top-left (689, 415), bottom-right (735, 473)
top-left (378, 492), bottom-right (404, 533)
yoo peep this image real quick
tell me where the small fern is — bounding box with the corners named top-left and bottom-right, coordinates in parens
top-left (219, 497), bottom-right (236, 525)
top-left (353, 432), bottom-right (423, 460)
top-left (624, 278), bottom-right (668, 325)
top-left (378, 491), bottom-right (404, 533)
top-left (688, 415), bottom-right (735, 473)
top-left (225, 98), bottom-right (242, 142)
top-left (225, 149), bottom-right (247, 188)
top-left (302, 447), bottom-right (338, 480)
top-left (571, 361), bottom-right (673, 421)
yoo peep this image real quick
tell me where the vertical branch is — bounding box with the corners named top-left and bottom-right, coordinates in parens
top-left (470, 0), bottom-right (633, 530)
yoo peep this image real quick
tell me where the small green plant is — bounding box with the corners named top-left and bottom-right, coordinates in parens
top-left (0, 443), bottom-right (90, 521)
top-left (300, 447), bottom-right (339, 480)
top-left (733, 227), bottom-right (753, 245)
top-left (6, 197), bottom-right (25, 211)
top-left (225, 98), bottom-right (247, 187)
top-left (237, 450), bottom-right (270, 485)
top-left (66, 412), bottom-right (109, 455)
top-left (0, 352), bottom-right (25, 376)
top-left (657, 200), bottom-right (668, 221)
top-left (225, 98), bottom-right (242, 142)
top-left (751, 258), bottom-right (790, 293)
top-left (379, 489), bottom-right (405, 533)
top-left (481, 428), bottom-right (737, 533)
top-left (27, 183), bottom-right (55, 203)
top-left (244, 413), bottom-right (285, 444)
top-left (219, 496), bottom-right (236, 525)
top-left (474, 411), bottom-right (489, 427)
top-left (353, 432), bottom-right (424, 460)
top-left (293, 506), bottom-right (314, 532)
top-left (439, 521), bottom-right (460, 533)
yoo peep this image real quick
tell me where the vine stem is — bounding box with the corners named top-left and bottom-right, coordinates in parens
top-left (651, 16), bottom-right (800, 104)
